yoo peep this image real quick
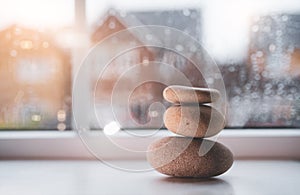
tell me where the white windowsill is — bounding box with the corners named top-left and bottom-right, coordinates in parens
top-left (0, 129), bottom-right (300, 160)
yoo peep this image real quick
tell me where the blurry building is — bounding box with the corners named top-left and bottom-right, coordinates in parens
top-left (210, 13), bottom-right (300, 128)
top-left (0, 25), bottom-right (71, 129)
top-left (90, 9), bottom-right (203, 128)
top-left (249, 14), bottom-right (300, 77)
top-left (238, 13), bottom-right (300, 127)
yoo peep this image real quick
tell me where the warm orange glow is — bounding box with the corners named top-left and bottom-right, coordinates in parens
top-left (57, 110), bottom-right (66, 122)
top-left (42, 41), bottom-right (49, 48)
top-left (57, 123), bottom-right (66, 131)
top-left (31, 114), bottom-right (41, 122)
top-left (20, 40), bottom-right (33, 50)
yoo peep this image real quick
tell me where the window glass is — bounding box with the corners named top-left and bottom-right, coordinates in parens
top-left (86, 0), bottom-right (300, 129)
top-left (1, 0), bottom-right (299, 130)
top-left (0, 0), bottom-right (74, 130)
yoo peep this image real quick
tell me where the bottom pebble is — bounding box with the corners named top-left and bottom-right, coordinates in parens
top-left (147, 136), bottom-right (233, 178)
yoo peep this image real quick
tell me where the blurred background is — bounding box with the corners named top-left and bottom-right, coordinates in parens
top-left (0, 0), bottom-right (299, 130)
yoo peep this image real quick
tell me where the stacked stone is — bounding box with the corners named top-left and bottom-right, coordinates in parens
top-left (147, 85), bottom-right (233, 178)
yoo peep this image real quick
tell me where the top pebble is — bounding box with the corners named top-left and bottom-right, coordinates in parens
top-left (163, 85), bottom-right (220, 104)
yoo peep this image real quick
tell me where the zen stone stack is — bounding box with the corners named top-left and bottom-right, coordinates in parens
top-left (147, 85), bottom-right (233, 178)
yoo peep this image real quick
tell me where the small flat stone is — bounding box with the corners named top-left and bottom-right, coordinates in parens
top-left (164, 105), bottom-right (225, 138)
top-left (163, 85), bottom-right (220, 104)
top-left (147, 137), bottom-right (233, 178)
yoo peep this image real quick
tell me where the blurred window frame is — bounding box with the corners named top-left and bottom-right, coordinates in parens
top-left (0, 129), bottom-right (299, 159)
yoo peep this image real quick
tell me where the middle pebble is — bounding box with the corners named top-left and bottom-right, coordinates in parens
top-left (164, 105), bottom-right (225, 138)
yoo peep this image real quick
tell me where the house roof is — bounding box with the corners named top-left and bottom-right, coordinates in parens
top-left (91, 8), bottom-right (202, 44)
top-left (124, 9), bottom-right (201, 40)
